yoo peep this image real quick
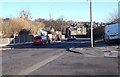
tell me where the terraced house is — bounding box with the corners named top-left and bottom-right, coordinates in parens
top-left (66, 23), bottom-right (87, 37)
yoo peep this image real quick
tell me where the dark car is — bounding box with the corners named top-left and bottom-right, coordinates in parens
top-left (67, 36), bottom-right (76, 41)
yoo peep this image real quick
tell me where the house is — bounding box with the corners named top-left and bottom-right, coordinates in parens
top-left (66, 23), bottom-right (87, 36)
top-left (42, 26), bottom-right (55, 34)
top-left (39, 26), bottom-right (55, 36)
top-left (40, 26), bottom-right (56, 41)
top-left (39, 29), bottom-right (47, 36)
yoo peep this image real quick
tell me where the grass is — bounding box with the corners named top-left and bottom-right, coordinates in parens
top-left (95, 39), bottom-right (104, 42)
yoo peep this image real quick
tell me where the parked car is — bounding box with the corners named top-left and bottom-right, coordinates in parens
top-left (104, 24), bottom-right (120, 44)
top-left (67, 36), bottom-right (76, 41)
top-left (33, 36), bottom-right (50, 45)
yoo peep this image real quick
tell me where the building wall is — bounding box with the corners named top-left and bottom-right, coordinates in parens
top-left (70, 26), bottom-right (87, 35)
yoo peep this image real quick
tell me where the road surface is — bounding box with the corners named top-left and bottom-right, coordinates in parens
top-left (1, 39), bottom-right (120, 76)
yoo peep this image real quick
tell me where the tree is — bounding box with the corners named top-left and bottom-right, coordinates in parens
top-left (1, 18), bottom-right (25, 37)
top-left (106, 11), bottom-right (120, 23)
top-left (1, 17), bottom-right (45, 37)
top-left (30, 21), bottom-right (45, 35)
top-left (93, 26), bottom-right (105, 40)
top-left (58, 15), bottom-right (65, 21)
top-left (19, 9), bottom-right (32, 20)
top-left (0, 18), bottom-right (3, 34)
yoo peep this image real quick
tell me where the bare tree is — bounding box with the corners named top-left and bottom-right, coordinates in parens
top-left (58, 15), bottom-right (65, 21)
top-left (106, 10), bottom-right (120, 23)
top-left (0, 19), bottom-right (3, 35)
top-left (30, 21), bottom-right (45, 35)
top-left (19, 9), bottom-right (32, 20)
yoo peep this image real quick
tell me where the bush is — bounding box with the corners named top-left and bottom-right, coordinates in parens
top-left (1, 18), bottom-right (45, 38)
top-left (93, 26), bottom-right (105, 40)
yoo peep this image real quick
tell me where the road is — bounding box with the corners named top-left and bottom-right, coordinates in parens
top-left (1, 39), bottom-right (120, 76)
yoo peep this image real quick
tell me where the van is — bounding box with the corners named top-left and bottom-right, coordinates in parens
top-left (104, 24), bottom-right (120, 43)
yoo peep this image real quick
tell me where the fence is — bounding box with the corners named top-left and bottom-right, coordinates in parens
top-left (0, 35), bottom-right (34, 46)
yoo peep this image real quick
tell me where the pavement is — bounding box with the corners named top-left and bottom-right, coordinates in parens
top-left (0, 42), bottom-right (33, 51)
top-left (68, 46), bottom-right (119, 58)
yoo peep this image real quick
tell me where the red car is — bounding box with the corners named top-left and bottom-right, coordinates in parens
top-left (33, 36), bottom-right (48, 45)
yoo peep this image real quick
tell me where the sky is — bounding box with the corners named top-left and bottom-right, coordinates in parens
top-left (0, 1), bottom-right (119, 23)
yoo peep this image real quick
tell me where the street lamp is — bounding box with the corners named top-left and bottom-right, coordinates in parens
top-left (90, 0), bottom-right (93, 47)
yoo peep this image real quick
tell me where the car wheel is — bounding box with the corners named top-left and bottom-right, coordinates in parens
top-left (48, 40), bottom-right (51, 44)
top-left (43, 42), bottom-right (45, 45)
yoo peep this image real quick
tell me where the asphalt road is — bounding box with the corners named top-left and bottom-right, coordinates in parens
top-left (2, 39), bottom-right (120, 76)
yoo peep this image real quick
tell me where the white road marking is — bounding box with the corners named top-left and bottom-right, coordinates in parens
top-left (17, 52), bottom-right (64, 75)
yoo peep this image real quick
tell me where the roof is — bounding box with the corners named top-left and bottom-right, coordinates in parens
top-left (43, 26), bottom-right (52, 31)
top-left (69, 26), bottom-right (77, 31)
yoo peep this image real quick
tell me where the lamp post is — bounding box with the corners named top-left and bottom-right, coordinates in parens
top-left (90, 0), bottom-right (93, 47)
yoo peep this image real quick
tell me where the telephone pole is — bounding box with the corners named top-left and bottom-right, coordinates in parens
top-left (90, 0), bottom-right (93, 47)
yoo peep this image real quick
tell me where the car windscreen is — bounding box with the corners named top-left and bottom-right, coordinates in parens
top-left (41, 36), bottom-right (47, 40)
top-left (34, 36), bottom-right (42, 39)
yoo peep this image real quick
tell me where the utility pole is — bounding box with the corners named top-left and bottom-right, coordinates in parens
top-left (90, 0), bottom-right (93, 47)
